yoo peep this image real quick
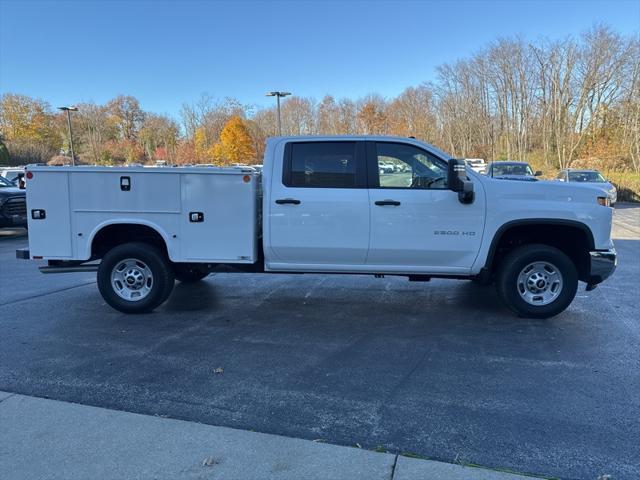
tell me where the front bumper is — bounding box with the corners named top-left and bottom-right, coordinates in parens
top-left (587, 248), bottom-right (617, 285)
top-left (0, 213), bottom-right (27, 228)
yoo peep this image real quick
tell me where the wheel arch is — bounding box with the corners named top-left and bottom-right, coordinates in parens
top-left (484, 219), bottom-right (595, 281)
top-left (88, 220), bottom-right (174, 261)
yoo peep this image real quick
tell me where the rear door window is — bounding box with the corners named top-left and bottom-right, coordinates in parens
top-left (284, 142), bottom-right (366, 188)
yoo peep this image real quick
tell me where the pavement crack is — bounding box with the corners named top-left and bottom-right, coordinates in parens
top-left (390, 454), bottom-right (398, 479)
top-left (0, 280), bottom-right (96, 307)
top-left (0, 393), bottom-right (16, 404)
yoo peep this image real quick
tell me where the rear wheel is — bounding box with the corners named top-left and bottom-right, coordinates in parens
top-left (496, 244), bottom-right (578, 319)
top-left (173, 264), bottom-right (210, 283)
top-left (97, 242), bottom-right (174, 314)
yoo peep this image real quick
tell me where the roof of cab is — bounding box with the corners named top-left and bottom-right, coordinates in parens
top-left (266, 135), bottom-right (453, 159)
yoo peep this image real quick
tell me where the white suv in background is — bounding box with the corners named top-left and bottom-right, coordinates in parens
top-left (1, 167), bottom-right (26, 183)
top-left (465, 158), bottom-right (486, 174)
top-left (1, 167), bottom-right (26, 188)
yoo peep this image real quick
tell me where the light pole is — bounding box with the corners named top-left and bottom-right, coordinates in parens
top-left (266, 91), bottom-right (291, 135)
top-left (58, 106), bottom-right (78, 166)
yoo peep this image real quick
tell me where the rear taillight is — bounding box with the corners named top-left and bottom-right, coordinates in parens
top-left (26, 171), bottom-right (33, 179)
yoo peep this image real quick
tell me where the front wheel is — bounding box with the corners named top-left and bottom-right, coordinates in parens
top-left (496, 244), bottom-right (578, 319)
top-left (97, 242), bottom-right (175, 314)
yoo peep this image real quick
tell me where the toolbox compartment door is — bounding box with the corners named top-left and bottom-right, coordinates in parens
top-left (26, 171), bottom-right (73, 258)
top-left (180, 173), bottom-right (257, 262)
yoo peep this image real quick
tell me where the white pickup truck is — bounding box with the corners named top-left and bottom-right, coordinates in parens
top-left (17, 136), bottom-right (616, 318)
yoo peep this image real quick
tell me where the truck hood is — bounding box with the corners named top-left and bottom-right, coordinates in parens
top-left (491, 175), bottom-right (538, 182)
top-left (477, 174), bottom-right (611, 202)
top-left (0, 187), bottom-right (25, 198)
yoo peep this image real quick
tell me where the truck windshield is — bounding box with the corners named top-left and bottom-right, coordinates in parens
top-left (568, 171), bottom-right (606, 183)
top-left (0, 177), bottom-right (13, 187)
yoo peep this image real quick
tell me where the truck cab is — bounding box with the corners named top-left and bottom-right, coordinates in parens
top-left (263, 137), bottom-right (484, 274)
top-left (18, 136), bottom-right (617, 319)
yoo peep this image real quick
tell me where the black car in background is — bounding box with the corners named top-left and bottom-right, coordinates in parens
top-left (0, 176), bottom-right (27, 228)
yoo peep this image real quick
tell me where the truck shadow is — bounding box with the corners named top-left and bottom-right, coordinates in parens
top-left (162, 278), bottom-right (219, 312)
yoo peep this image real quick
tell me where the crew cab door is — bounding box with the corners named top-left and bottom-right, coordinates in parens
top-left (366, 141), bottom-right (485, 272)
top-left (267, 140), bottom-right (369, 269)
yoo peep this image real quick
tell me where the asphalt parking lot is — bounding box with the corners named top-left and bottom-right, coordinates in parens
top-left (1, 206), bottom-right (638, 480)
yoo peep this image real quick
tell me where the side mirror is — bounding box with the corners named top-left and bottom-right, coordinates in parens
top-left (448, 159), bottom-right (474, 204)
top-left (534, 170), bottom-right (543, 177)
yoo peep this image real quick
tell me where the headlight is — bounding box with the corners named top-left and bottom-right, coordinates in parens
top-left (597, 196), bottom-right (611, 207)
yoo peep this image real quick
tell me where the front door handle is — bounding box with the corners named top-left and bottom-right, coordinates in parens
top-left (275, 198), bottom-right (301, 205)
top-left (375, 200), bottom-right (401, 206)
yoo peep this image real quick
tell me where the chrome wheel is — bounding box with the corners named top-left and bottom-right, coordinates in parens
top-left (517, 261), bottom-right (563, 306)
top-left (111, 258), bottom-right (154, 301)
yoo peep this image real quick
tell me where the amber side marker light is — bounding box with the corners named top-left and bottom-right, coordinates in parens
top-left (597, 196), bottom-right (611, 207)
top-left (243, 175), bottom-right (251, 183)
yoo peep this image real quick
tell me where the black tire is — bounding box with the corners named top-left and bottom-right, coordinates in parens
top-left (97, 242), bottom-right (175, 314)
top-left (173, 264), bottom-right (209, 283)
top-left (496, 244), bottom-right (578, 319)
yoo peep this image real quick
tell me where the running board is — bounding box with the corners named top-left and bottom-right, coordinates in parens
top-left (39, 265), bottom-right (99, 274)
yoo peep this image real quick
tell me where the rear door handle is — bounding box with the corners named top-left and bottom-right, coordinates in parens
top-left (375, 200), bottom-right (401, 206)
top-left (275, 198), bottom-right (301, 205)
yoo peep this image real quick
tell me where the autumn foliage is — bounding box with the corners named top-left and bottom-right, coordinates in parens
top-left (210, 116), bottom-right (256, 165)
top-left (0, 25), bottom-right (638, 200)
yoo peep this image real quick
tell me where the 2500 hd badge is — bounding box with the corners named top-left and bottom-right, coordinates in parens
top-left (434, 230), bottom-right (477, 236)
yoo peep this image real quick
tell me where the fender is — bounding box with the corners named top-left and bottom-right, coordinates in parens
top-left (483, 218), bottom-right (595, 270)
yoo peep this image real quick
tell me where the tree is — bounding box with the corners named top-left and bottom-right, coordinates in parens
top-left (281, 97), bottom-right (315, 135)
top-left (0, 136), bottom-right (9, 165)
top-left (74, 102), bottom-right (116, 164)
top-left (138, 114), bottom-right (179, 164)
top-left (180, 94), bottom-right (251, 146)
top-left (387, 86), bottom-right (437, 142)
top-left (106, 95), bottom-right (145, 141)
top-left (357, 95), bottom-right (387, 134)
top-left (193, 126), bottom-right (210, 162)
top-left (0, 93), bottom-right (59, 164)
top-left (103, 139), bottom-right (144, 164)
top-left (210, 116), bottom-right (256, 165)
top-left (317, 95), bottom-right (340, 134)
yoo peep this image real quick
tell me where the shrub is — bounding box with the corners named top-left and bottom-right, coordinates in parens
top-left (603, 172), bottom-right (640, 203)
top-left (0, 139), bottom-right (9, 165)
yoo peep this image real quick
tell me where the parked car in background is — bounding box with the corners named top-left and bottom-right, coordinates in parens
top-left (0, 176), bottom-right (27, 228)
top-left (486, 161), bottom-right (541, 181)
top-left (465, 158), bottom-right (486, 174)
top-left (556, 169), bottom-right (617, 205)
top-left (378, 161), bottom-right (395, 174)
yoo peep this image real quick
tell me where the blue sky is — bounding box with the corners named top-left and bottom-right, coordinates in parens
top-left (1, 0), bottom-right (638, 117)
